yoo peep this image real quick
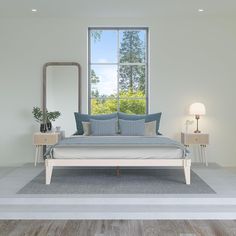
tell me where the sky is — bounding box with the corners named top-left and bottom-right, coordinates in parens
top-left (90, 29), bottom-right (146, 97)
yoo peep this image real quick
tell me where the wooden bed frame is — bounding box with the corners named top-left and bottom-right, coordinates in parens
top-left (45, 158), bottom-right (191, 185)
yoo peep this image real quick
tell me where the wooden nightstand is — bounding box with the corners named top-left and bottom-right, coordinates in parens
top-left (181, 132), bottom-right (209, 166)
top-left (33, 132), bottom-right (61, 166)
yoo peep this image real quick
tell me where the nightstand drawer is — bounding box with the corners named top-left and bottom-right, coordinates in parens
top-left (181, 133), bottom-right (209, 145)
top-left (33, 133), bottom-right (59, 145)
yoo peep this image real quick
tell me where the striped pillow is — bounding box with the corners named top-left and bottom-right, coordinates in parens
top-left (118, 112), bottom-right (162, 135)
top-left (119, 119), bottom-right (145, 136)
top-left (90, 118), bottom-right (117, 136)
top-left (74, 112), bottom-right (118, 135)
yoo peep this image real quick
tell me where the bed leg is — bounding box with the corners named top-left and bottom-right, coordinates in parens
top-left (184, 159), bottom-right (191, 185)
top-left (116, 166), bottom-right (120, 176)
top-left (45, 159), bottom-right (53, 185)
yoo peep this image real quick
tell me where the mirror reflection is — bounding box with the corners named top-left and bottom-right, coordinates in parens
top-left (46, 65), bottom-right (79, 137)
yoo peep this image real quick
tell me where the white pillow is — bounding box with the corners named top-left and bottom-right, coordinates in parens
top-left (145, 121), bottom-right (157, 136)
top-left (82, 121), bottom-right (91, 136)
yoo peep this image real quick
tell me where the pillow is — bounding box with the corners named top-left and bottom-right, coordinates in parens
top-left (90, 118), bottom-right (117, 136)
top-left (82, 120), bottom-right (119, 136)
top-left (145, 121), bottom-right (157, 136)
top-left (119, 119), bottom-right (145, 136)
top-left (82, 122), bottom-right (91, 136)
top-left (74, 112), bottom-right (118, 135)
top-left (118, 112), bottom-right (162, 134)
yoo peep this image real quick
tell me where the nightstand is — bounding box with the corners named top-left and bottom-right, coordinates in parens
top-left (181, 132), bottom-right (209, 166)
top-left (33, 132), bottom-right (61, 166)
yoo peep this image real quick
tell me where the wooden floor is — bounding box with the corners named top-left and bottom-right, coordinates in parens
top-left (0, 220), bottom-right (236, 236)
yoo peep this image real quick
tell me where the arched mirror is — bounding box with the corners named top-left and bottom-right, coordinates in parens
top-left (43, 62), bottom-right (81, 137)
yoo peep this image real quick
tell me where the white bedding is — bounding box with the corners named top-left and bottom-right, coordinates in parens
top-left (53, 146), bottom-right (183, 159)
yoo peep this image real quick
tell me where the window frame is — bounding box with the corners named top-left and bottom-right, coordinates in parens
top-left (88, 27), bottom-right (149, 114)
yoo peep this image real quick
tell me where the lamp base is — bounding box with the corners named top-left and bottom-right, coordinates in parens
top-left (194, 115), bottom-right (201, 133)
top-left (194, 130), bottom-right (201, 133)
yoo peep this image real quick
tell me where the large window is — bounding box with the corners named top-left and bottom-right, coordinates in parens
top-left (88, 28), bottom-right (148, 115)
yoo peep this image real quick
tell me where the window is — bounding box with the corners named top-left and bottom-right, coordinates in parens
top-left (88, 27), bottom-right (148, 115)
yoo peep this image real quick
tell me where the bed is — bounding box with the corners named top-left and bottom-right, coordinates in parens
top-left (45, 135), bottom-right (191, 185)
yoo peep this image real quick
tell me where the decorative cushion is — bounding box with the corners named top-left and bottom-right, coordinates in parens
top-left (74, 112), bottom-right (118, 135)
top-left (82, 122), bottom-right (91, 136)
top-left (119, 119), bottom-right (145, 136)
top-left (90, 118), bottom-right (117, 136)
top-left (145, 121), bottom-right (157, 136)
top-left (118, 112), bottom-right (162, 134)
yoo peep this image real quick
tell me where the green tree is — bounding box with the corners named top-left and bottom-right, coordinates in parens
top-left (91, 69), bottom-right (100, 84)
top-left (91, 69), bottom-right (100, 98)
top-left (91, 99), bottom-right (117, 115)
top-left (91, 90), bottom-right (145, 115)
top-left (91, 30), bottom-right (102, 43)
top-left (119, 31), bottom-right (145, 93)
top-left (119, 90), bottom-right (146, 114)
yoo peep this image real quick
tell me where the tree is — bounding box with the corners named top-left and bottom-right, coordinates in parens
top-left (91, 30), bottom-right (102, 43)
top-left (91, 99), bottom-right (117, 115)
top-left (90, 30), bottom-right (102, 99)
top-left (91, 69), bottom-right (100, 84)
top-left (119, 90), bottom-right (146, 114)
top-left (91, 90), bottom-right (145, 115)
top-left (119, 31), bottom-right (145, 93)
top-left (91, 69), bottom-right (100, 98)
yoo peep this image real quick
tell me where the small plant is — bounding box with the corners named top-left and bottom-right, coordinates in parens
top-left (32, 107), bottom-right (44, 123)
top-left (32, 106), bottom-right (61, 123)
top-left (47, 111), bottom-right (61, 122)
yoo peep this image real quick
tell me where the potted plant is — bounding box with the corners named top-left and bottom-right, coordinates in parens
top-left (32, 107), bottom-right (61, 132)
top-left (46, 110), bottom-right (61, 131)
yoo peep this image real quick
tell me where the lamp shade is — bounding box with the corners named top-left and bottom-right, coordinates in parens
top-left (189, 102), bottom-right (206, 115)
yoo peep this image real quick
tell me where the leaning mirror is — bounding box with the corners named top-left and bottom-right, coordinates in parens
top-left (43, 62), bottom-right (81, 137)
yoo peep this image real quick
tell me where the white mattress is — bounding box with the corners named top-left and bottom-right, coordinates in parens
top-left (53, 146), bottom-right (183, 159)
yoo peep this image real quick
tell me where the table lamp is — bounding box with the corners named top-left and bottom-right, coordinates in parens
top-left (189, 102), bottom-right (206, 133)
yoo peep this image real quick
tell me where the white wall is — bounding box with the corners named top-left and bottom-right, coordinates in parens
top-left (0, 16), bottom-right (235, 166)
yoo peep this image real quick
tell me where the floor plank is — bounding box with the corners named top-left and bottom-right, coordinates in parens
top-left (0, 220), bottom-right (236, 236)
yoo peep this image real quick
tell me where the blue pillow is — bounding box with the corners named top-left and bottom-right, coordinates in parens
top-left (74, 112), bottom-right (118, 135)
top-left (90, 118), bottom-right (117, 136)
top-left (119, 119), bottom-right (145, 136)
top-left (118, 112), bottom-right (162, 134)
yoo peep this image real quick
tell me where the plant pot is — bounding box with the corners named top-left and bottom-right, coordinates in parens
top-left (47, 122), bottom-right (52, 131)
top-left (40, 123), bottom-right (47, 133)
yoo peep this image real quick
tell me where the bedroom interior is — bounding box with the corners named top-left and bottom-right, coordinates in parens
top-left (0, 0), bottom-right (236, 234)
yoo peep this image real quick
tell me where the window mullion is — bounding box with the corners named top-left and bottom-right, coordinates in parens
top-left (145, 28), bottom-right (149, 114)
top-left (88, 28), bottom-right (91, 114)
top-left (119, 63), bottom-right (146, 66)
top-left (90, 63), bottom-right (118, 65)
top-left (117, 29), bottom-right (120, 113)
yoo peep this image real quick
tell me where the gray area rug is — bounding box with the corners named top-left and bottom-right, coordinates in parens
top-left (18, 168), bottom-right (215, 194)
